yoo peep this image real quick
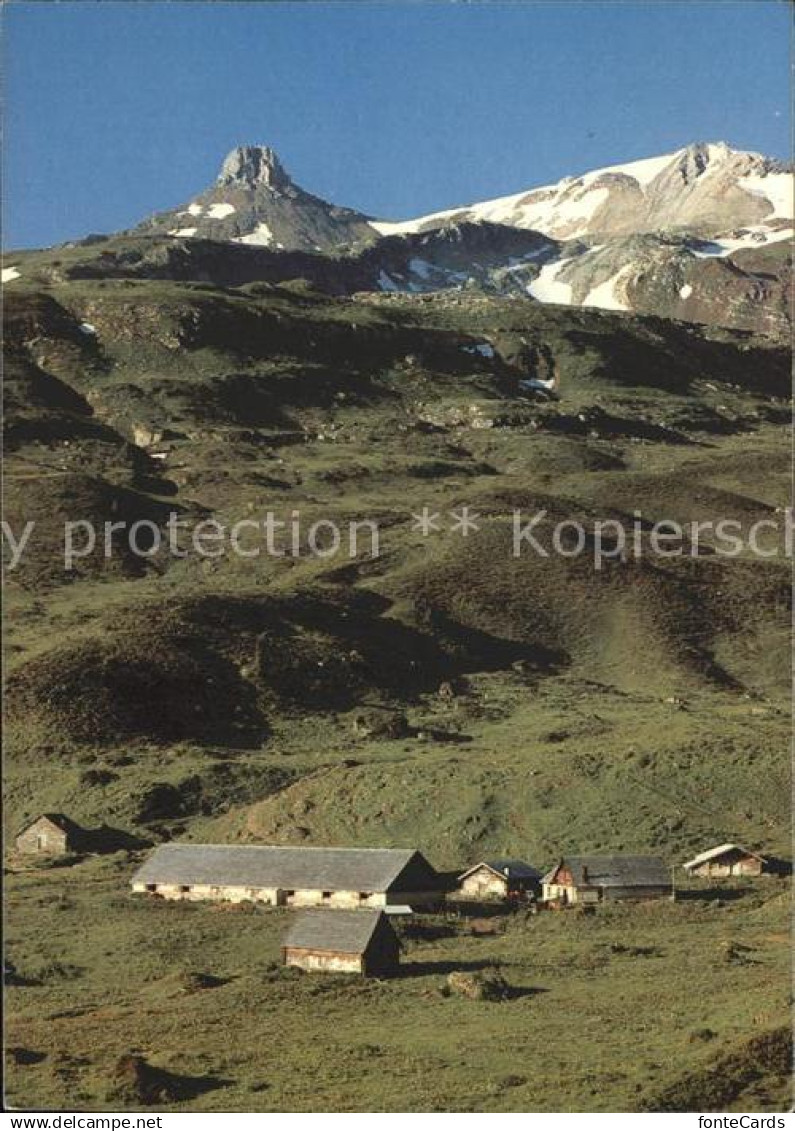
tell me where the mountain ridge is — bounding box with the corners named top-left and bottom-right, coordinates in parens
top-left (4, 140), bottom-right (793, 335)
top-left (372, 141), bottom-right (792, 239)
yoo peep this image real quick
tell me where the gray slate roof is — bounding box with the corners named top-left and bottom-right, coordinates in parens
top-left (131, 843), bottom-right (436, 892)
top-left (558, 855), bottom-right (670, 888)
top-left (459, 859), bottom-right (542, 882)
top-left (682, 843), bottom-right (767, 869)
top-left (283, 908), bottom-right (395, 954)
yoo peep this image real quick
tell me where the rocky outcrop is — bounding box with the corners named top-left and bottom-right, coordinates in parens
top-left (217, 145), bottom-right (292, 191)
top-left (134, 145), bottom-right (378, 253)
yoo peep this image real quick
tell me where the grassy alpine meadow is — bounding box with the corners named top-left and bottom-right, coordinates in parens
top-left (3, 243), bottom-right (791, 1114)
top-left (5, 1), bottom-right (795, 1113)
top-left (4, 852), bottom-right (791, 1112)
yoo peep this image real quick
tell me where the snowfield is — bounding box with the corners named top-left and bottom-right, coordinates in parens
top-left (591, 151), bottom-right (677, 188)
top-left (581, 265), bottom-right (633, 311)
top-left (462, 342), bottom-right (495, 359)
top-left (369, 145), bottom-right (793, 245)
top-left (690, 225), bottom-right (794, 258)
top-left (526, 259), bottom-right (574, 304)
top-left (739, 173), bottom-right (793, 221)
top-left (377, 270), bottom-right (399, 292)
top-left (237, 222), bottom-right (275, 246)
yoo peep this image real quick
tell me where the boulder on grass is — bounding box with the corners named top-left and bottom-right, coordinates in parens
top-left (446, 969), bottom-right (511, 1001)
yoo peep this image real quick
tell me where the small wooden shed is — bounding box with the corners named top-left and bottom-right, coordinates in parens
top-left (15, 814), bottom-right (85, 856)
top-left (457, 859), bottom-right (541, 900)
top-left (682, 843), bottom-right (768, 878)
top-left (282, 908), bottom-right (400, 976)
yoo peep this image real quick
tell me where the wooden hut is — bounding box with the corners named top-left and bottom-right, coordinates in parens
top-left (15, 814), bottom-right (85, 856)
top-left (542, 855), bottom-right (671, 904)
top-left (131, 843), bottom-right (443, 909)
top-left (457, 859), bottom-right (541, 900)
top-left (682, 843), bottom-right (768, 878)
top-left (282, 909), bottom-right (400, 975)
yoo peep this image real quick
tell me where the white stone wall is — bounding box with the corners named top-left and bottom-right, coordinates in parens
top-left (460, 869), bottom-right (508, 898)
top-left (16, 819), bottom-right (68, 855)
top-left (132, 882), bottom-right (440, 908)
top-left (542, 882), bottom-right (575, 903)
top-left (284, 949), bottom-right (362, 974)
top-left (284, 889), bottom-right (387, 909)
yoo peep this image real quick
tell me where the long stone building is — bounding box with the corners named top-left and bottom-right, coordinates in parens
top-left (131, 843), bottom-right (443, 909)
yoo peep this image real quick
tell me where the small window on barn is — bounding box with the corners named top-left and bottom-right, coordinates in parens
top-left (146, 884), bottom-right (157, 893)
top-left (179, 885), bottom-right (191, 893)
top-left (321, 891), bottom-right (332, 901)
top-left (284, 890), bottom-right (295, 899)
top-left (358, 892), bottom-right (372, 902)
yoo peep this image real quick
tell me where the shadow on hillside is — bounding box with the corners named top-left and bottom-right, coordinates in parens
top-left (109, 1054), bottom-right (232, 1105)
top-left (83, 825), bottom-right (154, 854)
top-left (676, 886), bottom-right (750, 903)
top-left (399, 958), bottom-right (497, 977)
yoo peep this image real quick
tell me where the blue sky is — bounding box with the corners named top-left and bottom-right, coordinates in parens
top-left (4, 1), bottom-right (791, 248)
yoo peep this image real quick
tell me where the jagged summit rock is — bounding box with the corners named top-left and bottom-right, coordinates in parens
top-left (217, 146), bottom-right (292, 191)
top-left (134, 144), bottom-right (377, 253)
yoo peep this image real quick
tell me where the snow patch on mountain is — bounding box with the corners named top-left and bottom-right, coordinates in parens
top-left (588, 151), bottom-right (678, 188)
top-left (408, 257), bottom-right (434, 279)
top-left (526, 259), bottom-right (574, 304)
top-left (377, 270), bottom-right (399, 292)
top-left (581, 265), bottom-right (633, 311)
top-left (207, 203), bottom-right (236, 219)
top-left (520, 375), bottom-right (557, 393)
top-left (739, 173), bottom-right (793, 220)
top-left (237, 222), bottom-right (275, 246)
top-left (690, 225), bottom-right (793, 258)
top-left (463, 342), bottom-right (496, 359)
top-left (373, 183), bottom-right (611, 240)
top-left (371, 144), bottom-right (793, 243)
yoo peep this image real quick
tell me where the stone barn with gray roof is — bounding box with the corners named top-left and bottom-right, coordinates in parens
top-left (542, 855), bottom-right (672, 904)
top-left (131, 843), bottom-right (443, 909)
top-left (282, 909), bottom-right (400, 975)
top-left (15, 813), bottom-right (86, 856)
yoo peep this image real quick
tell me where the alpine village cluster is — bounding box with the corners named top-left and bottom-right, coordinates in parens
top-left (14, 814), bottom-right (778, 978)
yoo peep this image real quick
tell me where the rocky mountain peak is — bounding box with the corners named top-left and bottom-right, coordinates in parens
top-left (217, 145), bottom-right (292, 191)
top-left (674, 140), bottom-right (732, 182)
